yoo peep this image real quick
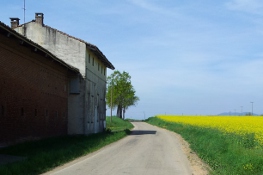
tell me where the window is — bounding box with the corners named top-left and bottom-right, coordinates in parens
top-left (21, 108), bottom-right (24, 116)
top-left (35, 109), bottom-right (37, 117)
top-left (92, 57), bottom-right (94, 66)
top-left (88, 54), bottom-right (90, 63)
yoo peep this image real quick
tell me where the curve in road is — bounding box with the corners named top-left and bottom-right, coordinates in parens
top-left (44, 122), bottom-right (196, 175)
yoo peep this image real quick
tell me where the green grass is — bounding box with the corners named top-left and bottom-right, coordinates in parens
top-left (106, 116), bottom-right (134, 132)
top-left (146, 117), bottom-right (263, 175)
top-left (0, 117), bottom-right (133, 175)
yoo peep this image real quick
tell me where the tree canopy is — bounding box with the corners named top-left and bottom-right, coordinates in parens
top-left (106, 70), bottom-right (139, 119)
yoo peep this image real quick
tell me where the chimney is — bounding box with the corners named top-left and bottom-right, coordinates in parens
top-left (10, 18), bottom-right (20, 29)
top-left (35, 13), bottom-right (44, 25)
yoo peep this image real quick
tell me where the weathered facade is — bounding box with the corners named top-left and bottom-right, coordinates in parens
top-left (13, 13), bottom-right (115, 134)
top-left (0, 21), bottom-right (79, 145)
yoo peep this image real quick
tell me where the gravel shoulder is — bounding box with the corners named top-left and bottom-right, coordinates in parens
top-left (163, 127), bottom-right (211, 175)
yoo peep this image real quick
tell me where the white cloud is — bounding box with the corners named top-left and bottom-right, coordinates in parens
top-left (128, 0), bottom-right (169, 14)
top-left (226, 0), bottom-right (263, 14)
top-left (128, 0), bottom-right (160, 11)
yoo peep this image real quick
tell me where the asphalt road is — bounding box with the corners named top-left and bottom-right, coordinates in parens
top-left (44, 122), bottom-right (193, 175)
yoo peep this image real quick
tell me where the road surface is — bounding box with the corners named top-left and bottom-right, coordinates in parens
top-left (43, 122), bottom-right (196, 175)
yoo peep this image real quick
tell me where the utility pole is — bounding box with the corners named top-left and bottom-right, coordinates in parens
top-left (110, 81), bottom-right (113, 123)
top-left (240, 106), bottom-right (243, 115)
top-left (251, 102), bottom-right (254, 116)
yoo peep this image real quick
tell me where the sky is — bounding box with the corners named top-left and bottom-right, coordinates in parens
top-left (1, 0), bottom-right (263, 119)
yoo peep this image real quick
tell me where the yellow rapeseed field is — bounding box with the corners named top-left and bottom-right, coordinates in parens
top-left (158, 115), bottom-right (263, 144)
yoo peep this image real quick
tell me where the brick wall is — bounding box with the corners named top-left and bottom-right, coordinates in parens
top-left (0, 34), bottom-right (70, 145)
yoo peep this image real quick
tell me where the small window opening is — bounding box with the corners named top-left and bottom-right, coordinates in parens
top-left (21, 108), bottom-right (24, 116)
top-left (88, 54), bottom-right (91, 63)
top-left (35, 109), bottom-right (37, 116)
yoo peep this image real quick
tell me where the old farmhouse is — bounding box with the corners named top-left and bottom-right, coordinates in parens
top-left (0, 21), bottom-right (80, 145)
top-left (12, 13), bottom-right (115, 135)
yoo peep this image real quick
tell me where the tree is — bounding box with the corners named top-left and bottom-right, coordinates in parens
top-left (106, 70), bottom-right (139, 119)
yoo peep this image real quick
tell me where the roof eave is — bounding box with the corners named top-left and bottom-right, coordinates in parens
top-left (86, 44), bottom-right (115, 70)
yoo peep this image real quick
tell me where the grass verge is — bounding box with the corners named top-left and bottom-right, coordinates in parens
top-left (0, 117), bottom-right (133, 175)
top-left (106, 116), bottom-right (134, 132)
top-left (146, 117), bottom-right (263, 175)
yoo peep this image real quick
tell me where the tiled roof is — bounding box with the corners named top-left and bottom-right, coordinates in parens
top-left (0, 21), bottom-right (80, 73)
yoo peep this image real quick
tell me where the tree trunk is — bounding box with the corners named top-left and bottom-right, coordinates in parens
top-left (117, 105), bottom-right (123, 119)
top-left (123, 108), bottom-right (126, 120)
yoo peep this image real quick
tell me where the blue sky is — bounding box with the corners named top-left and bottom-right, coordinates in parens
top-left (1, 0), bottom-right (263, 119)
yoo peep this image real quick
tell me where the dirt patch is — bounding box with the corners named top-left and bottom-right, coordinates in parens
top-left (173, 132), bottom-right (211, 175)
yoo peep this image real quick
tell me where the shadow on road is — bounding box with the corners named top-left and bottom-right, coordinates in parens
top-left (129, 130), bottom-right (157, 135)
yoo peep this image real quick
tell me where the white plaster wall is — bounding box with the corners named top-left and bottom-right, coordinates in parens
top-left (85, 50), bottom-right (107, 134)
top-left (15, 23), bottom-right (86, 77)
